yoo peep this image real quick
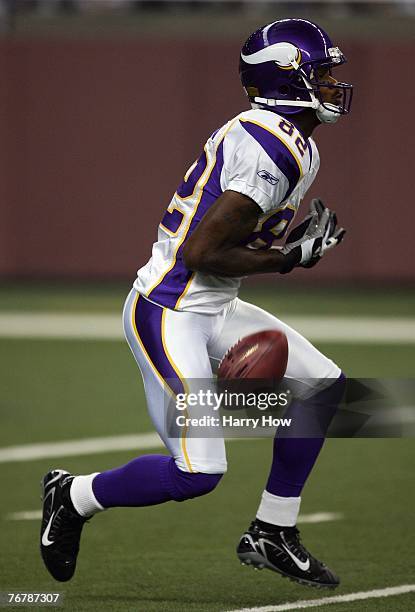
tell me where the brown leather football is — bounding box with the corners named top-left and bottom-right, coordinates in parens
top-left (218, 330), bottom-right (288, 380)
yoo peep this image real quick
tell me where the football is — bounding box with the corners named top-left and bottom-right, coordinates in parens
top-left (218, 330), bottom-right (289, 380)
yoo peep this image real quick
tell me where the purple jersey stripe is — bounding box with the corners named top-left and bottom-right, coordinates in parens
top-left (240, 120), bottom-right (300, 200)
top-left (148, 140), bottom-right (225, 309)
top-left (134, 295), bottom-right (184, 395)
top-left (148, 257), bottom-right (192, 310)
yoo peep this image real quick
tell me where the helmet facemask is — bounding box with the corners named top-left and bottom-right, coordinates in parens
top-left (293, 53), bottom-right (353, 123)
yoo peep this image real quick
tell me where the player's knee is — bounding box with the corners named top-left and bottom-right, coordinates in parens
top-left (173, 471), bottom-right (223, 502)
top-left (330, 371), bottom-right (346, 403)
top-left (310, 371), bottom-right (346, 427)
top-left (168, 460), bottom-right (223, 502)
top-left (312, 371), bottom-right (346, 407)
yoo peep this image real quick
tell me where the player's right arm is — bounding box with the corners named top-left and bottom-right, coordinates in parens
top-left (182, 190), bottom-right (298, 276)
top-left (182, 190), bottom-right (339, 276)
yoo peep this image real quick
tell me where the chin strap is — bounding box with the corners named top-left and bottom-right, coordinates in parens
top-left (315, 103), bottom-right (340, 124)
top-left (252, 96), bottom-right (340, 125)
top-left (301, 74), bottom-right (340, 124)
top-left (253, 96), bottom-right (317, 108)
top-left (251, 68), bottom-right (341, 125)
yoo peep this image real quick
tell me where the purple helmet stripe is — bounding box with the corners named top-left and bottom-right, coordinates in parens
top-left (240, 120), bottom-right (300, 200)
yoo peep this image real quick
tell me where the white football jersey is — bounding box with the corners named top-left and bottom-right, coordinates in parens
top-left (134, 108), bottom-right (320, 314)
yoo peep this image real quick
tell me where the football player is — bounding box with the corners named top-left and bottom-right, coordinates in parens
top-left (40, 19), bottom-right (352, 589)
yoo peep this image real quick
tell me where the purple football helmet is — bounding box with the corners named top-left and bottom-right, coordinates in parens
top-left (239, 18), bottom-right (353, 124)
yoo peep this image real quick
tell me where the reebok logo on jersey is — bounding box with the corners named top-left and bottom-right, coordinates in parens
top-left (257, 170), bottom-right (279, 186)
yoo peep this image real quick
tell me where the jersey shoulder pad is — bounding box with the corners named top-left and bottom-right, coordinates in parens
top-left (234, 110), bottom-right (303, 198)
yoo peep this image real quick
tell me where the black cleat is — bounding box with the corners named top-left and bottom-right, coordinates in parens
top-left (237, 520), bottom-right (340, 589)
top-left (40, 469), bottom-right (88, 582)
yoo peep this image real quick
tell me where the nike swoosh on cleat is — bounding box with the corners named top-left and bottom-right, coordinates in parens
top-left (42, 505), bottom-right (63, 547)
top-left (280, 543), bottom-right (310, 572)
top-left (45, 470), bottom-right (68, 489)
top-left (257, 536), bottom-right (309, 572)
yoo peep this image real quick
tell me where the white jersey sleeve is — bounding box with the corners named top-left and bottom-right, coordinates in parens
top-left (221, 120), bottom-right (289, 214)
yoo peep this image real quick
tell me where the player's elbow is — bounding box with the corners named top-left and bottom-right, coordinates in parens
top-left (183, 243), bottom-right (213, 273)
top-left (182, 243), bottom-right (199, 271)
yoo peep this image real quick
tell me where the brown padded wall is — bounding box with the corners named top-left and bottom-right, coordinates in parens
top-left (0, 38), bottom-right (412, 281)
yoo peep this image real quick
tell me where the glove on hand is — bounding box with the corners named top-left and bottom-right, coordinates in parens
top-left (280, 198), bottom-right (346, 273)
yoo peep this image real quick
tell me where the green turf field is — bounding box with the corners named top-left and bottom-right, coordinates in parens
top-left (1, 284), bottom-right (414, 612)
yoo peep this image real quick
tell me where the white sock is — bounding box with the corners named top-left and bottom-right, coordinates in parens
top-left (256, 490), bottom-right (301, 527)
top-left (70, 473), bottom-right (105, 517)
